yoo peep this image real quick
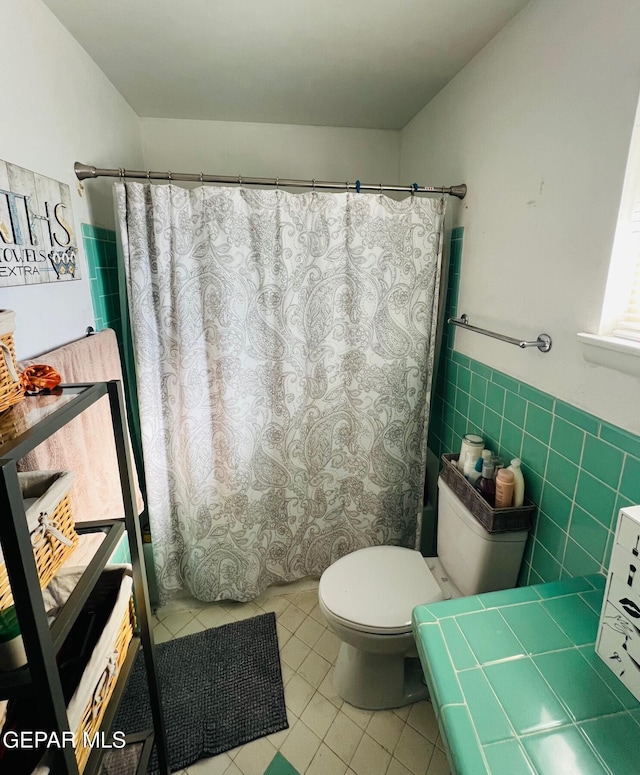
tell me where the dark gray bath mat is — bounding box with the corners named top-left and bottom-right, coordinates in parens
top-left (114, 611), bottom-right (288, 774)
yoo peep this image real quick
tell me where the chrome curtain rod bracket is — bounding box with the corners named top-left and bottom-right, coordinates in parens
top-left (73, 162), bottom-right (467, 200)
top-left (448, 314), bottom-right (552, 353)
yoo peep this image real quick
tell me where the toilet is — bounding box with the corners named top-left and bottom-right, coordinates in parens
top-left (318, 476), bottom-right (529, 710)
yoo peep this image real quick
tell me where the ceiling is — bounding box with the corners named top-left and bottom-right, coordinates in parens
top-left (43, 0), bottom-right (528, 130)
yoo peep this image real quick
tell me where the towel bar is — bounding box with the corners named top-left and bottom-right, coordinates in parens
top-left (448, 314), bottom-right (552, 353)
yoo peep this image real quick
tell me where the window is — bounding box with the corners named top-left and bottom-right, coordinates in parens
top-left (578, 92), bottom-right (640, 376)
top-left (601, 96), bottom-right (640, 342)
top-left (613, 194), bottom-right (640, 339)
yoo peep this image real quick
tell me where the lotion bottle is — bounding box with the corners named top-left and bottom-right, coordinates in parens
top-left (507, 458), bottom-right (525, 507)
top-left (495, 468), bottom-right (515, 508)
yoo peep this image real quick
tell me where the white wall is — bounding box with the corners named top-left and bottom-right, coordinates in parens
top-left (141, 118), bottom-right (400, 183)
top-left (0, 0), bottom-right (144, 359)
top-left (401, 0), bottom-right (640, 434)
top-left (0, 0), bottom-right (400, 361)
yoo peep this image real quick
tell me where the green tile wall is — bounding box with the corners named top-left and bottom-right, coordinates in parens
top-left (82, 223), bottom-right (122, 337)
top-left (109, 533), bottom-right (131, 564)
top-left (81, 223), bottom-right (152, 595)
top-left (429, 227), bottom-right (640, 586)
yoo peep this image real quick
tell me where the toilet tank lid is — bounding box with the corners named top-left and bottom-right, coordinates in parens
top-left (319, 546), bottom-right (443, 633)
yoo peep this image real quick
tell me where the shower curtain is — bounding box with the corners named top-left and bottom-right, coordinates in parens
top-left (115, 183), bottom-right (446, 602)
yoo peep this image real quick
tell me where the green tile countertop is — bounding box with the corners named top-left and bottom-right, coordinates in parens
top-left (412, 575), bottom-right (640, 774)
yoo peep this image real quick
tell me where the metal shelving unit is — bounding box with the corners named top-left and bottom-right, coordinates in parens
top-left (0, 381), bottom-right (169, 775)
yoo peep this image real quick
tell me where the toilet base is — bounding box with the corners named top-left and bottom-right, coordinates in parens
top-left (333, 642), bottom-right (429, 710)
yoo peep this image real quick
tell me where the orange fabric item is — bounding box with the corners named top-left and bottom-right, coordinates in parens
top-left (20, 364), bottom-right (62, 393)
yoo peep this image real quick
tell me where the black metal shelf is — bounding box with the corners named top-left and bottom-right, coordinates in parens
top-left (0, 383), bottom-right (108, 463)
top-left (51, 521), bottom-right (126, 652)
top-left (0, 381), bottom-right (169, 775)
top-left (0, 640), bottom-right (142, 775)
top-left (134, 732), bottom-right (155, 775)
top-left (91, 731), bottom-right (155, 775)
top-left (0, 522), bottom-right (125, 698)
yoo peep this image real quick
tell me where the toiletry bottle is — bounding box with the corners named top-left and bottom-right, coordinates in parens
top-left (491, 456), bottom-right (505, 479)
top-left (506, 458), bottom-right (525, 507)
top-left (475, 448), bottom-right (491, 475)
top-left (458, 434), bottom-right (484, 471)
top-left (463, 451), bottom-right (480, 485)
top-left (495, 468), bottom-right (515, 508)
top-left (475, 462), bottom-right (496, 507)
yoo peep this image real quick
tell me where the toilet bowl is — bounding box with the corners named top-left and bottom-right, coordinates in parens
top-left (318, 545), bottom-right (447, 709)
top-left (318, 476), bottom-right (529, 709)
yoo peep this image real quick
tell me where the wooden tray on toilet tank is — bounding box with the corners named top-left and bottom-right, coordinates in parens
top-left (440, 454), bottom-right (535, 534)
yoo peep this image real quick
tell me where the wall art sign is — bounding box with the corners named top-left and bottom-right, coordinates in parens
top-left (0, 159), bottom-right (80, 287)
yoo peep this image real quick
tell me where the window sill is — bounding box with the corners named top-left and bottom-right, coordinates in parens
top-left (577, 333), bottom-right (640, 378)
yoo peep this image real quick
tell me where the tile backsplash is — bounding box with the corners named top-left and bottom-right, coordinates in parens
top-left (81, 223), bottom-right (147, 509)
top-left (429, 228), bottom-right (640, 586)
top-left (82, 224), bottom-right (121, 336)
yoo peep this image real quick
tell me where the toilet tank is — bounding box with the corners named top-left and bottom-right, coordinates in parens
top-left (437, 477), bottom-right (528, 597)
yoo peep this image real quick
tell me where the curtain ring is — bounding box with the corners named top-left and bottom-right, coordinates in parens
top-left (275, 177), bottom-right (279, 189)
top-left (200, 172), bottom-right (204, 184)
top-left (146, 170), bottom-right (151, 182)
top-left (345, 180), bottom-right (350, 191)
top-left (168, 171), bottom-right (172, 181)
top-left (379, 182), bottom-right (383, 194)
top-left (118, 167), bottom-right (125, 181)
top-left (238, 175), bottom-right (243, 186)
top-left (312, 178), bottom-right (316, 193)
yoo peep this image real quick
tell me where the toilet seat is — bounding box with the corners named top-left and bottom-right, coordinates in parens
top-left (319, 546), bottom-right (443, 635)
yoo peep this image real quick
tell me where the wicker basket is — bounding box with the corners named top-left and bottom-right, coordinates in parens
top-left (0, 470), bottom-right (78, 611)
top-left (72, 571), bottom-right (136, 773)
top-left (440, 453), bottom-right (535, 533)
top-left (0, 310), bottom-right (24, 413)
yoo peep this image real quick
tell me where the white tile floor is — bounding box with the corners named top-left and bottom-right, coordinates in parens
top-left (152, 579), bottom-right (450, 775)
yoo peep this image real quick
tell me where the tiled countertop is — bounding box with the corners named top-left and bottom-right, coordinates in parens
top-left (412, 575), bottom-right (640, 774)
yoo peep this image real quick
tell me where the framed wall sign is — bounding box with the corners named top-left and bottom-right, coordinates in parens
top-left (0, 159), bottom-right (80, 287)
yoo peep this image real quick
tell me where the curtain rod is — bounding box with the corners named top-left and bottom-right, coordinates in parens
top-left (74, 162), bottom-right (467, 200)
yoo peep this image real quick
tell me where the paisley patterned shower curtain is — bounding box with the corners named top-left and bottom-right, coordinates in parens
top-left (116, 183), bottom-right (446, 602)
